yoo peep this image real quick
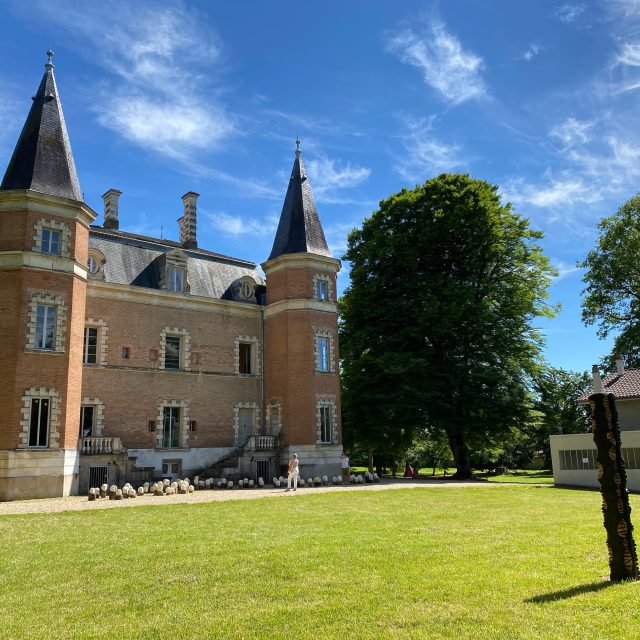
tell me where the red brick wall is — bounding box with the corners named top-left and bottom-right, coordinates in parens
top-left (81, 293), bottom-right (262, 448)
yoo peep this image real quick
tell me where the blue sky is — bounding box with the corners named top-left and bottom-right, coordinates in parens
top-left (2, 0), bottom-right (639, 374)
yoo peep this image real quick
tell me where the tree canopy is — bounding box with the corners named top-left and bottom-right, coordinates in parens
top-left (582, 194), bottom-right (640, 367)
top-left (340, 173), bottom-right (557, 478)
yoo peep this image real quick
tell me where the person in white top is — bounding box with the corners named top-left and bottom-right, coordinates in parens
top-left (340, 452), bottom-right (350, 485)
top-left (286, 453), bottom-right (299, 491)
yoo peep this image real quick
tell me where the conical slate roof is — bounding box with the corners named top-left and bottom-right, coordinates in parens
top-left (268, 141), bottom-right (330, 260)
top-left (0, 51), bottom-right (82, 201)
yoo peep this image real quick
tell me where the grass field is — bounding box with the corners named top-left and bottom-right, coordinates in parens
top-left (1, 486), bottom-right (639, 639)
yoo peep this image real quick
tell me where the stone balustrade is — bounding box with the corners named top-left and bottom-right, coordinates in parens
top-left (80, 436), bottom-right (124, 455)
top-left (243, 434), bottom-right (278, 451)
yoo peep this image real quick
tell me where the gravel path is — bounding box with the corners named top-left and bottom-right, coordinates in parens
top-left (0, 478), bottom-right (520, 517)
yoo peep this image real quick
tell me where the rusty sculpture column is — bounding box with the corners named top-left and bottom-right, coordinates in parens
top-left (589, 378), bottom-right (638, 581)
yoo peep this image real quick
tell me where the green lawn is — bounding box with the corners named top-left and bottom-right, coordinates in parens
top-left (484, 469), bottom-right (554, 484)
top-left (1, 486), bottom-right (639, 639)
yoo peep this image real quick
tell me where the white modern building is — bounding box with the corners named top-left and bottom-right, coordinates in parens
top-left (550, 357), bottom-right (640, 491)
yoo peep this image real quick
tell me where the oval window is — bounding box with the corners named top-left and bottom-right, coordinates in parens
top-left (88, 256), bottom-right (99, 274)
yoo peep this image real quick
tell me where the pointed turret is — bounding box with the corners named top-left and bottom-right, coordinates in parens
top-left (268, 138), bottom-right (330, 260)
top-left (0, 51), bottom-right (82, 201)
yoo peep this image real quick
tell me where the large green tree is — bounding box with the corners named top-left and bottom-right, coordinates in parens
top-left (531, 367), bottom-right (592, 466)
top-left (582, 194), bottom-right (640, 367)
top-left (340, 173), bottom-right (556, 478)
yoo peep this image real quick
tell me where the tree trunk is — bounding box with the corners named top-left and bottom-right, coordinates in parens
top-left (590, 392), bottom-right (639, 581)
top-left (446, 425), bottom-right (472, 479)
top-left (368, 446), bottom-right (374, 473)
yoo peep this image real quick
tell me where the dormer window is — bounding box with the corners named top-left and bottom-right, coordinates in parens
top-left (159, 250), bottom-right (189, 293)
top-left (87, 249), bottom-right (106, 280)
top-left (167, 266), bottom-right (185, 292)
top-left (41, 229), bottom-right (61, 255)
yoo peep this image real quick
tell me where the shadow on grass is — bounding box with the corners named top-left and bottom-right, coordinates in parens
top-left (525, 580), bottom-right (612, 604)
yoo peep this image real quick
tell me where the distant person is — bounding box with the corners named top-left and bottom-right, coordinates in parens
top-left (404, 462), bottom-right (413, 478)
top-left (286, 453), bottom-right (299, 491)
top-left (340, 452), bottom-right (350, 485)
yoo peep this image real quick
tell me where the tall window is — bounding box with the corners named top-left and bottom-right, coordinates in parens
top-left (79, 406), bottom-right (94, 438)
top-left (239, 342), bottom-right (254, 375)
top-left (316, 279), bottom-right (329, 301)
top-left (167, 267), bottom-right (185, 292)
top-left (316, 337), bottom-right (329, 372)
top-left (164, 336), bottom-right (181, 369)
top-left (41, 229), bottom-right (61, 255)
top-left (83, 327), bottom-right (98, 364)
top-left (29, 398), bottom-right (49, 447)
top-left (320, 405), bottom-right (332, 444)
top-left (35, 305), bottom-right (56, 350)
top-left (238, 408), bottom-right (255, 445)
top-left (87, 256), bottom-right (98, 274)
top-left (163, 407), bottom-right (181, 448)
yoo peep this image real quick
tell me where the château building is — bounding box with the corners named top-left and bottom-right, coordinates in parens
top-left (0, 53), bottom-right (342, 500)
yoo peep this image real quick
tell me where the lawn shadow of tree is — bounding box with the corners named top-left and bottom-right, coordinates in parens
top-left (525, 580), bottom-right (612, 604)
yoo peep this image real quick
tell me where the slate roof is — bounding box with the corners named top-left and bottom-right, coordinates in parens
top-left (577, 368), bottom-right (640, 403)
top-left (0, 53), bottom-right (82, 201)
top-left (268, 143), bottom-right (331, 260)
top-left (89, 227), bottom-right (263, 301)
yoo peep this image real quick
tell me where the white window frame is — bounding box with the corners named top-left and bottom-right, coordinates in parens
top-left (156, 400), bottom-right (190, 449)
top-left (19, 387), bottom-right (60, 449)
top-left (167, 266), bottom-right (185, 293)
top-left (313, 273), bottom-right (334, 302)
top-left (26, 293), bottom-right (66, 353)
top-left (314, 329), bottom-right (335, 373)
top-left (316, 279), bottom-right (329, 301)
top-left (233, 402), bottom-right (261, 446)
top-left (316, 395), bottom-right (338, 445)
top-left (235, 336), bottom-right (261, 375)
top-left (83, 326), bottom-right (98, 364)
top-left (80, 397), bottom-right (105, 437)
top-left (33, 218), bottom-right (70, 257)
top-left (319, 406), bottom-right (332, 444)
top-left (34, 304), bottom-right (57, 350)
top-left (159, 327), bottom-right (191, 371)
top-left (41, 228), bottom-right (61, 255)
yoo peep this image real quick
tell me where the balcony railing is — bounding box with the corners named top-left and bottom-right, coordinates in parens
top-left (80, 436), bottom-right (124, 455)
top-left (243, 434), bottom-right (278, 452)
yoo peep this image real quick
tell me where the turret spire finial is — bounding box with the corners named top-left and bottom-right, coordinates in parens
top-left (46, 49), bottom-right (54, 69)
top-left (295, 134), bottom-right (301, 158)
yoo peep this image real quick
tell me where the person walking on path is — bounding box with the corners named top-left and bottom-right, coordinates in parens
top-left (286, 453), bottom-right (299, 491)
top-left (340, 452), bottom-right (350, 485)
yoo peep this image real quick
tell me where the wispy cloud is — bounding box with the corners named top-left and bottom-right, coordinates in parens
top-left (608, 0), bottom-right (640, 18)
top-left (552, 260), bottom-right (582, 280)
top-left (555, 4), bottom-right (585, 23)
top-left (520, 42), bottom-right (544, 62)
top-left (205, 210), bottom-right (278, 237)
top-left (549, 117), bottom-right (595, 146)
top-left (323, 221), bottom-right (360, 258)
top-left (394, 116), bottom-right (466, 182)
top-left (386, 19), bottom-right (487, 105)
top-left (504, 174), bottom-right (601, 210)
top-left (21, 0), bottom-right (234, 160)
top-left (0, 81), bottom-right (22, 159)
top-left (305, 157), bottom-right (371, 202)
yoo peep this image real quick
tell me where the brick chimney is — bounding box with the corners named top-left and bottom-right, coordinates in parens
top-left (102, 189), bottom-right (122, 230)
top-left (179, 191), bottom-right (199, 249)
top-left (615, 353), bottom-right (625, 376)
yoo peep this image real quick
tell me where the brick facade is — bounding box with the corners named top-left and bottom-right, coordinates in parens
top-left (1, 58), bottom-right (343, 498)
